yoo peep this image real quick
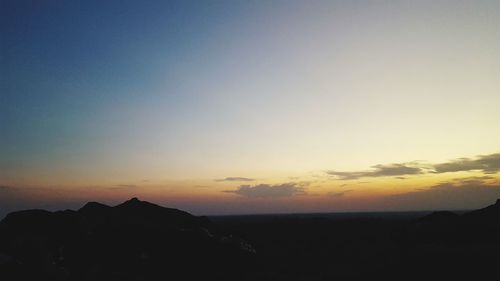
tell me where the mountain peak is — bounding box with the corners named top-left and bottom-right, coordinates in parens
top-left (78, 202), bottom-right (111, 219)
top-left (124, 197), bottom-right (141, 203)
top-left (115, 197), bottom-right (162, 210)
top-left (79, 201), bottom-right (110, 210)
top-left (0, 198), bottom-right (252, 280)
top-left (119, 197), bottom-right (146, 207)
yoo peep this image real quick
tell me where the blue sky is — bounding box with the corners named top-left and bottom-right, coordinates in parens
top-left (1, 0), bottom-right (500, 215)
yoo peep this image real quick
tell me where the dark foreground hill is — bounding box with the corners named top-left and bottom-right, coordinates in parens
top-left (0, 198), bottom-right (255, 281)
top-left (2, 199), bottom-right (500, 281)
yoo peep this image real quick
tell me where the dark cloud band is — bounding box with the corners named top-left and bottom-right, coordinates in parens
top-left (327, 163), bottom-right (423, 180)
top-left (327, 153), bottom-right (500, 180)
top-left (433, 153), bottom-right (500, 174)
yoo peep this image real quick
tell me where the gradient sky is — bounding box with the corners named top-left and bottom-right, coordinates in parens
top-left (1, 0), bottom-right (500, 217)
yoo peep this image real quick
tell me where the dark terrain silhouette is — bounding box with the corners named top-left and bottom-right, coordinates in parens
top-left (1, 198), bottom-right (500, 280)
top-left (0, 198), bottom-right (255, 281)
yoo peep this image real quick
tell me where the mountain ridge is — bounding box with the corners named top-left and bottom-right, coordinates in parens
top-left (0, 198), bottom-right (255, 281)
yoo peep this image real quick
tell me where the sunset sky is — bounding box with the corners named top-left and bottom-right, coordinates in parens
top-left (1, 0), bottom-right (500, 217)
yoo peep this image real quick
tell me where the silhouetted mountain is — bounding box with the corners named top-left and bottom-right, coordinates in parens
top-left (414, 199), bottom-right (500, 226)
top-left (392, 200), bottom-right (500, 280)
top-left (418, 210), bottom-right (459, 223)
top-left (0, 198), bottom-right (255, 281)
top-left (463, 199), bottom-right (500, 225)
top-left (2, 198), bottom-right (500, 281)
top-left (410, 199), bottom-right (500, 242)
top-left (79, 201), bottom-right (112, 215)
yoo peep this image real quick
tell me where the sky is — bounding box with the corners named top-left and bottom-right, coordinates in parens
top-left (1, 0), bottom-right (500, 217)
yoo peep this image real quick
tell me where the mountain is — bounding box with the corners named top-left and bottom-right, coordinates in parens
top-left (0, 198), bottom-right (255, 281)
top-left (410, 199), bottom-right (500, 241)
top-left (396, 200), bottom-right (500, 279)
top-left (463, 199), bottom-right (500, 225)
top-left (3, 198), bottom-right (500, 281)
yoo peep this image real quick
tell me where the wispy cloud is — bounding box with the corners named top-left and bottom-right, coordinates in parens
top-left (433, 153), bottom-right (500, 174)
top-left (327, 163), bottom-right (423, 180)
top-left (116, 184), bottom-right (137, 188)
top-left (327, 153), bottom-right (500, 180)
top-left (216, 177), bottom-right (255, 182)
top-left (329, 189), bottom-right (353, 198)
top-left (449, 176), bottom-right (495, 185)
top-left (224, 183), bottom-right (306, 198)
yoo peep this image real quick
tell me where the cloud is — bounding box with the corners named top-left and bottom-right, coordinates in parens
top-left (116, 184), bottom-right (137, 188)
top-left (0, 185), bottom-right (12, 191)
top-left (326, 153), bottom-right (500, 180)
top-left (339, 182), bottom-right (370, 188)
top-left (327, 163), bottom-right (423, 180)
top-left (216, 177), bottom-right (255, 182)
top-left (433, 153), bottom-right (500, 174)
top-left (449, 176), bottom-right (495, 185)
top-left (224, 183), bottom-right (306, 198)
top-left (329, 189), bottom-right (353, 198)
